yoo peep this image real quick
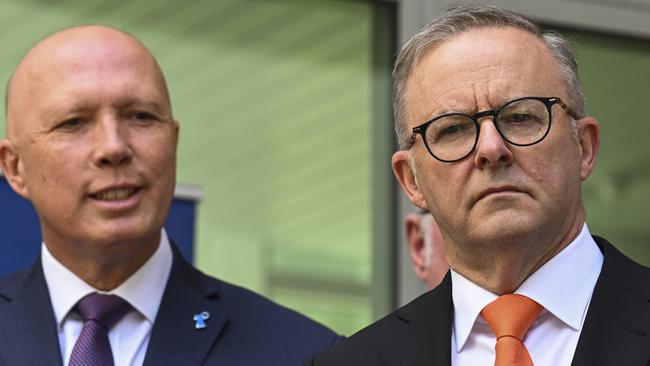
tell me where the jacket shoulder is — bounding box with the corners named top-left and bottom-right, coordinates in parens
top-left (307, 308), bottom-right (400, 365)
top-left (177, 256), bottom-right (340, 340)
top-left (182, 264), bottom-right (342, 359)
top-left (0, 267), bottom-right (32, 303)
top-left (219, 277), bottom-right (338, 337)
top-left (310, 278), bottom-right (450, 365)
top-left (594, 235), bottom-right (650, 299)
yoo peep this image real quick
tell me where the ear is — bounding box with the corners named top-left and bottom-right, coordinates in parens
top-left (576, 116), bottom-right (600, 181)
top-left (405, 213), bottom-right (428, 282)
top-left (173, 119), bottom-right (180, 143)
top-left (0, 139), bottom-right (29, 199)
top-left (392, 150), bottom-right (427, 208)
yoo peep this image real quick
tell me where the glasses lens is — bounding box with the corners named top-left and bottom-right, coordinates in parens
top-left (496, 98), bottom-right (550, 145)
top-left (425, 114), bottom-right (477, 161)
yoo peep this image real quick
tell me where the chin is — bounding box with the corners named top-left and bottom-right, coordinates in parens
top-left (469, 212), bottom-right (540, 242)
top-left (89, 223), bottom-right (161, 247)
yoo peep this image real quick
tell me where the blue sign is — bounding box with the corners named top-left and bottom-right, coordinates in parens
top-left (0, 176), bottom-right (199, 276)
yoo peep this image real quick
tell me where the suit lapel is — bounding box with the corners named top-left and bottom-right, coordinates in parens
top-left (571, 237), bottom-right (650, 366)
top-left (378, 273), bottom-right (453, 366)
top-left (0, 262), bottom-right (63, 366)
top-left (143, 247), bottom-right (228, 366)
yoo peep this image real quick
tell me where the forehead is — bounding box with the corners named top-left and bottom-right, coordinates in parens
top-left (9, 30), bottom-right (169, 124)
top-left (46, 52), bottom-right (162, 105)
top-left (44, 37), bottom-right (161, 91)
top-left (403, 27), bottom-right (565, 125)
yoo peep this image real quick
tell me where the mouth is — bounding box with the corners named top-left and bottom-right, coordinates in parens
top-left (90, 187), bottom-right (141, 202)
top-left (476, 185), bottom-right (526, 202)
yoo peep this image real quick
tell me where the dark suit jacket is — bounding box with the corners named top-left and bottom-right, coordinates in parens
top-left (309, 236), bottom-right (650, 365)
top-left (0, 245), bottom-right (340, 366)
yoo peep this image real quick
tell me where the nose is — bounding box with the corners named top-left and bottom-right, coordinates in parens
top-left (473, 118), bottom-right (513, 169)
top-left (92, 117), bottom-right (133, 167)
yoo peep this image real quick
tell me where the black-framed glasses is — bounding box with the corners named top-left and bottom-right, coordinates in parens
top-left (407, 96), bottom-right (577, 163)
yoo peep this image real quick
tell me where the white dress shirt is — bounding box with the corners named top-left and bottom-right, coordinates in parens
top-left (451, 224), bottom-right (604, 366)
top-left (42, 229), bottom-right (173, 366)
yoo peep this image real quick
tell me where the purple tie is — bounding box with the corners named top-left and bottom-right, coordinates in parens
top-left (69, 293), bottom-right (131, 366)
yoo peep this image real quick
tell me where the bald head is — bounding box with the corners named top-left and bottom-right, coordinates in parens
top-left (0, 25), bottom-right (179, 289)
top-left (5, 25), bottom-right (171, 140)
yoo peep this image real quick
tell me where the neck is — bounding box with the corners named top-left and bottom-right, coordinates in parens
top-left (447, 208), bottom-right (585, 295)
top-left (44, 235), bottom-right (160, 291)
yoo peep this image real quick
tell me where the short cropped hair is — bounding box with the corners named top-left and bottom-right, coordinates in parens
top-left (393, 5), bottom-right (585, 149)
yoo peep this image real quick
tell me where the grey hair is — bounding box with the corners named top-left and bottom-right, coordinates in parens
top-left (393, 5), bottom-right (586, 149)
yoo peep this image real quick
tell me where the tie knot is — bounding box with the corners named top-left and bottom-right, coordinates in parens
top-left (481, 294), bottom-right (542, 341)
top-left (75, 293), bottom-right (131, 330)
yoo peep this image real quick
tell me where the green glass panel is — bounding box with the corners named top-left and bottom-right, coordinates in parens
top-left (0, 0), bottom-right (376, 334)
top-left (566, 31), bottom-right (650, 264)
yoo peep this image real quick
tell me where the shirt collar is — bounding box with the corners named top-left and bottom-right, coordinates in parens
top-left (451, 223), bottom-right (603, 352)
top-left (42, 229), bottom-right (173, 328)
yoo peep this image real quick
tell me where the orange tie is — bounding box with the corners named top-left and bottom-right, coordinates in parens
top-left (480, 294), bottom-right (542, 366)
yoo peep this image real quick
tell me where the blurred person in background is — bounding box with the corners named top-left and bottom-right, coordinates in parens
top-left (404, 210), bottom-right (448, 289)
top-left (310, 4), bottom-right (650, 365)
top-left (0, 25), bottom-right (338, 366)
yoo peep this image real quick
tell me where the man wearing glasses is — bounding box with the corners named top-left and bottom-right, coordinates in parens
top-left (310, 5), bottom-right (650, 365)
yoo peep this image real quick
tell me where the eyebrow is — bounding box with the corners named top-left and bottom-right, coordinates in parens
top-left (43, 98), bottom-right (170, 126)
top-left (424, 102), bottom-right (474, 119)
top-left (426, 96), bottom-right (525, 119)
top-left (118, 99), bottom-right (167, 113)
top-left (423, 106), bottom-right (471, 122)
top-left (45, 103), bottom-right (93, 120)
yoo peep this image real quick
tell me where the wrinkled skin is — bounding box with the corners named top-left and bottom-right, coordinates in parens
top-left (392, 27), bottom-right (600, 294)
top-left (0, 26), bottom-right (179, 290)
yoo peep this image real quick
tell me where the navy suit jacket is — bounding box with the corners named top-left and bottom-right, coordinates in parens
top-left (0, 245), bottom-right (340, 365)
top-left (309, 236), bottom-right (650, 365)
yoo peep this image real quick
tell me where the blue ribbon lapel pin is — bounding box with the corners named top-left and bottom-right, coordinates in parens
top-left (193, 311), bottom-right (210, 330)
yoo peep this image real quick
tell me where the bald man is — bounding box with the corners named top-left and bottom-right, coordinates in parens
top-left (404, 210), bottom-right (449, 289)
top-left (0, 26), bottom-right (338, 366)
